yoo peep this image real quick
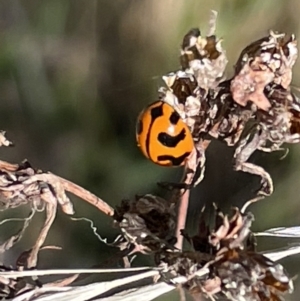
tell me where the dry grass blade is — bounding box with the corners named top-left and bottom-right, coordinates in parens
top-left (3, 239), bottom-right (299, 301)
top-left (95, 282), bottom-right (175, 301)
top-left (9, 270), bottom-right (162, 301)
top-left (0, 266), bottom-right (211, 301)
top-left (255, 226), bottom-right (300, 237)
top-left (264, 245), bottom-right (300, 262)
top-left (0, 267), bottom-right (155, 278)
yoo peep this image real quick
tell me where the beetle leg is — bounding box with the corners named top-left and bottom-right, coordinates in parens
top-left (234, 131), bottom-right (273, 197)
top-left (157, 140), bottom-right (209, 192)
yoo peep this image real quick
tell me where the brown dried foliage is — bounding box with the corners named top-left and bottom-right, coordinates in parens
top-left (159, 14), bottom-right (299, 204)
top-left (0, 12), bottom-right (298, 301)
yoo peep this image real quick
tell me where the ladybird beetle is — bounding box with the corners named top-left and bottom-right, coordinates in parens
top-left (136, 101), bottom-right (194, 166)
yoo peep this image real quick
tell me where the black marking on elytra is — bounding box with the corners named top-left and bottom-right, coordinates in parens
top-left (169, 111), bottom-right (180, 125)
top-left (150, 104), bottom-right (164, 120)
top-left (145, 102), bottom-right (164, 158)
top-left (158, 129), bottom-right (186, 147)
top-left (158, 152), bottom-right (190, 166)
top-left (136, 119), bottom-right (143, 135)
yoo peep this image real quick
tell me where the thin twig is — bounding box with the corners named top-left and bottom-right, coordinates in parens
top-left (0, 160), bottom-right (114, 216)
top-left (0, 160), bottom-right (19, 171)
top-left (175, 190), bottom-right (190, 250)
top-left (26, 202), bottom-right (57, 269)
top-left (26, 173), bottom-right (114, 216)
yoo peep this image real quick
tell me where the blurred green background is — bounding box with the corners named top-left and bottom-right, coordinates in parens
top-left (0, 0), bottom-right (300, 300)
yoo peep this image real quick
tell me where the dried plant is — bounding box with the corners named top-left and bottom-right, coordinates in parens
top-left (0, 10), bottom-right (299, 301)
top-left (159, 16), bottom-right (299, 201)
top-left (157, 206), bottom-right (293, 301)
top-left (0, 132), bottom-right (114, 270)
top-left (113, 194), bottom-right (177, 255)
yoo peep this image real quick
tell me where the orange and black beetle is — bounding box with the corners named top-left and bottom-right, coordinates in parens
top-left (136, 101), bottom-right (194, 166)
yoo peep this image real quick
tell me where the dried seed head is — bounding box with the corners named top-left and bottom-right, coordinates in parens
top-left (211, 249), bottom-right (293, 301)
top-left (158, 207), bottom-right (293, 301)
top-left (180, 26), bottom-right (228, 90)
top-left (232, 32), bottom-right (298, 111)
top-left (114, 194), bottom-right (177, 253)
top-left (160, 71), bottom-right (205, 134)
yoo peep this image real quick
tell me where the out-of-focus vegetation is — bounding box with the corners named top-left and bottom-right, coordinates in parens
top-left (0, 1), bottom-right (300, 300)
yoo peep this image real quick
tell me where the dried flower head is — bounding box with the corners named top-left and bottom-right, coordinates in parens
top-left (113, 194), bottom-right (177, 254)
top-left (146, 12), bottom-right (300, 202)
top-left (158, 206), bottom-right (293, 301)
top-left (231, 31), bottom-right (297, 111)
top-left (180, 25), bottom-right (228, 90)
